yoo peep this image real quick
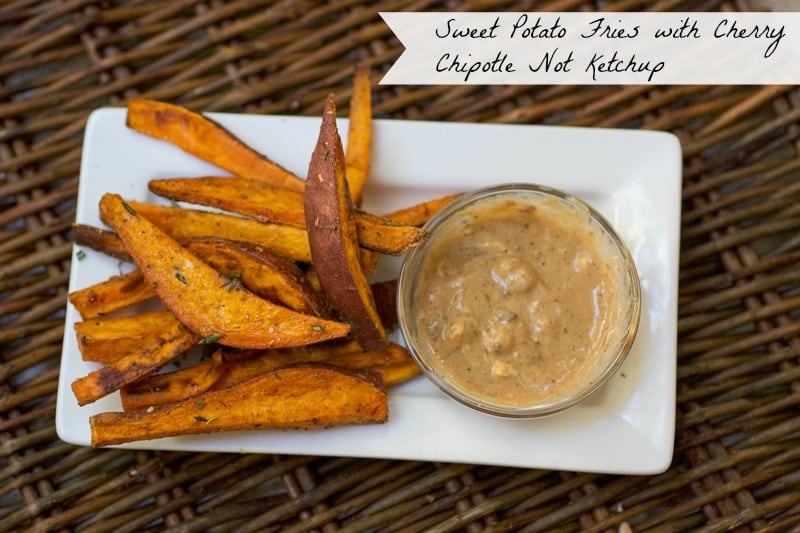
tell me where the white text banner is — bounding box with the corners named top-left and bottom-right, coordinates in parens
top-left (380, 12), bottom-right (799, 85)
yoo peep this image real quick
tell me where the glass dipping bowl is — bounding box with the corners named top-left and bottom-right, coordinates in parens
top-left (397, 183), bottom-right (641, 418)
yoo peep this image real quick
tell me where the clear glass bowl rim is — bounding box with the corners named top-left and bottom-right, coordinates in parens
top-left (396, 182), bottom-right (642, 419)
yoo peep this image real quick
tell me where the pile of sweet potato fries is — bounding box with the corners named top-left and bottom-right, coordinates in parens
top-left (69, 69), bottom-right (459, 447)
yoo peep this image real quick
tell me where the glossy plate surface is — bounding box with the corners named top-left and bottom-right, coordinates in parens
top-left (57, 108), bottom-right (681, 474)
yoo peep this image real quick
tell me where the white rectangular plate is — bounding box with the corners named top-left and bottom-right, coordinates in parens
top-left (58, 108), bottom-right (681, 474)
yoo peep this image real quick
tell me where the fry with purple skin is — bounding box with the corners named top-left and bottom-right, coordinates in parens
top-left (304, 95), bottom-right (388, 350)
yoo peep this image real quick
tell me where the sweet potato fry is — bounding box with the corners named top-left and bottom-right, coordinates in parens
top-left (126, 99), bottom-right (305, 192)
top-left (73, 224), bottom-right (131, 261)
top-left (359, 194), bottom-right (461, 274)
top-left (214, 343), bottom-right (414, 391)
top-left (384, 193), bottom-right (463, 226)
top-left (99, 193), bottom-right (350, 349)
top-left (130, 202), bottom-right (312, 263)
top-left (91, 364), bottom-right (388, 446)
top-left (69, 235), bottom-right (331, 319)
top-left (149, 177), bottom-right (307, 228)
top-left (120, 349), bottom-right (230, 410)
top-left (182, 237), bottom-right (332, 317)
top-left (146, 178), bottom-right (427, 255)
top-left (345, 67), bottom-right (372, 206)
top-left (380, 358), bottom-right (422, 386)
top-left (121, 342), bottom-right (414, 411)
top-left (353, 211), bottom-right (428, 255)
top-left (304, 95), bottom-right (387, 350)
top-left (355, 216), bottom-right (428, 255)
top-left (75, 193), bottom-right (446, 263)
top-left (75, 309), bottom-right (176, 364)
top-left (68, 269), bottom-right (155, 319)
top-left (72, 313), bottom-right (200, 405)
top-left (354, 210), bottom-right (429, 274)
top-left (120, 339), bottom-right (365, 410)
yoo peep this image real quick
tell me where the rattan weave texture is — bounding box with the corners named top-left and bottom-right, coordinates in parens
top-left (2, 0), bottom-right (800, 531)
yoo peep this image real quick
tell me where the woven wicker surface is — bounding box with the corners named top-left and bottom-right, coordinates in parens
top-left (2, 0), bottom-right (800, 531)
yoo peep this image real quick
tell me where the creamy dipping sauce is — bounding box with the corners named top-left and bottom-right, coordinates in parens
top-left (412, 193), bottom-right (631, 408)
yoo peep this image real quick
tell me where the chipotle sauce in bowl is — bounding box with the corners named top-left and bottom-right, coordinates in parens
top-left (397, 184), bottom-right (641, 418)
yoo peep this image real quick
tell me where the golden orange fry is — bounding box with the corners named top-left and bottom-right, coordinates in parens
top-left (384, 193), bottom-right (463, 226)
top-left (149, 177), bottom-right (307, 228)
top-left (75, 309), bottom-right (176, 364)
top-left (345, 67), bottom-right (372, 206)
top-left (131, 202), bottom-right (312, 263)
top-left (72, 313), bottom-right (199, 406)
top-left (146, 178), bottom-right (427, 255)
top-left (98, 193), bottom-right (350, 349)
top-left (121, 342), bottom-right (417, 410)
top-left (182, 237), bottom-right (332, 318)
top-left (68, 269), bottom-right (154, 319)
top-left (127, 98), bottom-right (306, 192)
top-left (91, 364), bottom-right (388, 447)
